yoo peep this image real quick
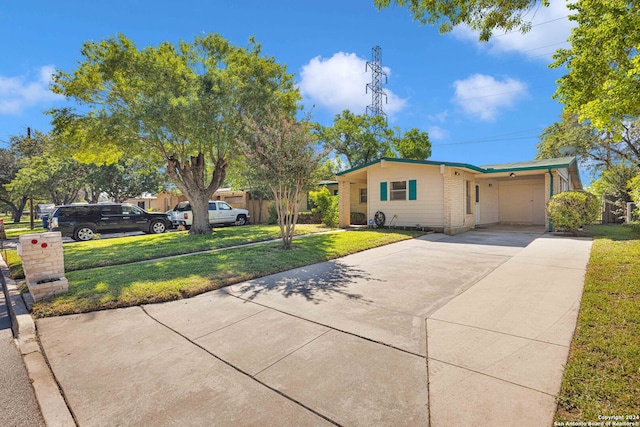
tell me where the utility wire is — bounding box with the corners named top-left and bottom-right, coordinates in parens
top-left (492, 15), bottom-right (571, 38)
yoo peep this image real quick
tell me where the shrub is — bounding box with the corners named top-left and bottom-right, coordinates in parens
top-left (308, 187), bottom-right (338, 227)
top-left (547, 191), bottom-right (600, 235)
top-left (267, 203), bottom-right (278, 225)
top-left (296, 211), bottom-right (322, 224)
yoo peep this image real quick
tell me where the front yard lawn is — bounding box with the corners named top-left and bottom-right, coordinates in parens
top-left (555, 224), bottom-right (640, 422)
top-left (5, 224), bottom-right (333, 278)
top-left (2, 222), bottom-right (46, 239)
top-left (30, 229), bottom-right (423, 318)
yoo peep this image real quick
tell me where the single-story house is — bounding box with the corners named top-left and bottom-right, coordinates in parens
top-left (335, 156), bottom-right (582, 234)
top-left (124, 192), bottom-right (185, 212)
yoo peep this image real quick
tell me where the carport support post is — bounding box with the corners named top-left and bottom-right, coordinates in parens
top-left (338, 179), bottom-right (351, 228)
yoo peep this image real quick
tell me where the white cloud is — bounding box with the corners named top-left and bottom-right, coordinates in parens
top-left (0, 65), bottom-right (63, 115)
top-left (299, 52), bottom-right (407, 117)
top-left (452, 74), bottom-right (527, 121)
top-left (428, 125), bottom-right (449, 141)
top-left (427, 110), bottom-right (448, 123)
top-left (451, 2), bottom-right (576, 61)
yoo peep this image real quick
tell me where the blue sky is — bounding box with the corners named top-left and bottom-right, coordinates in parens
top-left (0, 0), bottom-right (576, 169)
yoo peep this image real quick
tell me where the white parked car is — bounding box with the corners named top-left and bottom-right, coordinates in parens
top-left (170, 201), bottom-right (250, 228)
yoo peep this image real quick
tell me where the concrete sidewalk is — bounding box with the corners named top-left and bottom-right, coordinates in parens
top-left (15, 231), bottom-right (592, 426)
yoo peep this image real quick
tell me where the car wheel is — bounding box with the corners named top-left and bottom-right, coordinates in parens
top-left (149, 220), bottom-right (167, 234)
top-left (236, 215), bottom-right (247, 226)
top-left (73, 225), bottom-right (96, 241)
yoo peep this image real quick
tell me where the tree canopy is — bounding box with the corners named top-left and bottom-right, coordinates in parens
top-left (552, 0), bottom-right (640, 135)
top-left (84, 157), bottom-right (169, 203)
top-left (537, 113), bottom-right (640, 171)
top-left (51, 33), bottom-right (299, 234)
top-left (374, 0), bottom-right (547, 41)
top-left (316, 110), bottom-right (431, 169)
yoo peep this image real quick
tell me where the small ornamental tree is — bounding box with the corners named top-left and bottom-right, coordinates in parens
top-left (547, 191), bottom-right (600, 235)
top-left (240, 115), bottom-right (325, 249)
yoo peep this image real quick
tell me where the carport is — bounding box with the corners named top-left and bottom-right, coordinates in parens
top-left (477, 157), bottom-right (583, 229)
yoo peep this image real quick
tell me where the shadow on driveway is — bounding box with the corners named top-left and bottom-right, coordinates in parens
top-left (232, 260), bottom-right (377, 305)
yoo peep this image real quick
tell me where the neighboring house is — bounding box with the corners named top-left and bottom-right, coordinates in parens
top-left (126, 182), bottom-right (349, 223)
top-left (335, 156), bottom-right (582, 234)
top-left (125, 192), bottom-right (185, 212)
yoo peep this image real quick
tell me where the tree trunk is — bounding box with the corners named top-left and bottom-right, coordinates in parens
top-left (257, 196), bottom-right (264, 224)
top-left (165, 152), bottom-right (226, 235)
top-left (273, 185), bottom-right (302, 250)
top-left (11, 196), bottom-right (28, 223)
top-left (189, 194), bottom-right (212, 234)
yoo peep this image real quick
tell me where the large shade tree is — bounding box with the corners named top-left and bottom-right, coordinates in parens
top-left (0, 147), bottom-right (27, 223)
top-left (2, 130), bottom-right (89, 221)
top-left (51, 33), bottom-right (299, 234)
top-left (316, 109), bottom-right (431, 169)
top-left (552, 0), bottom-right (640, 135)
top-left (84, 157), bottom-right (170, 203)
top-left (537, 113), bottom-right (640, 171)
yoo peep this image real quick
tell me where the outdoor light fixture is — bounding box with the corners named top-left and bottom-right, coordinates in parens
top-left (454, 171), bottom-right (460, 176)
top-left (509, 173), bottom-right (516, 178)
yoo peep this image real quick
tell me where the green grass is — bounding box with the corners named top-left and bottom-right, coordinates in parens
top-left (0, 220), bottom-right (45, 238)
top-left (2, 249), bottom-right (23, 279)
top-left (30, 229), bottom-right (422, 318)
top-left (5, 224), bottom-right (333, 278)
top-left (555, 224), bottom-right (640, 422)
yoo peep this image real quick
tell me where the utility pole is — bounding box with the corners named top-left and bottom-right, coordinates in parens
top-left (28, 127), bottom-right (34, 230)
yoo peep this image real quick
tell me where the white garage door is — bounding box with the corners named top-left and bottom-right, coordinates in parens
top-left (499, 179), bottom-right (546, 225)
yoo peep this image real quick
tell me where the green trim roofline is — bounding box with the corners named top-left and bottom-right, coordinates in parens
top-left (336, 156), bottom-right (578, 176)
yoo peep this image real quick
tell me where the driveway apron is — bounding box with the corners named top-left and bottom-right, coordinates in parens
top-left (36, 231), bottom-right (591, 426)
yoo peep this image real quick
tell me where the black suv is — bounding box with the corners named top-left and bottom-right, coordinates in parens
top-left (49, 203), bottom-right (170, 241)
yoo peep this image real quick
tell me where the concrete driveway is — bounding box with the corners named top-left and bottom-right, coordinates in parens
top-left (36, 230), bottom-right (592, 426)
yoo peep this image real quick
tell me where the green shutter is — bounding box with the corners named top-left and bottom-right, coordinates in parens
top-left (409, 180), bottom-right (417, 200)
top-left (380, 182), bottom-right (387, 201)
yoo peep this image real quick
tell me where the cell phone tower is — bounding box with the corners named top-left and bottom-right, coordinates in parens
top-left (366, 45), bottom-right (388, 122)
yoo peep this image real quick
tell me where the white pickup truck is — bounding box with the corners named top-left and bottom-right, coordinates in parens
top-left (170, 201), bottom-right (250, 228)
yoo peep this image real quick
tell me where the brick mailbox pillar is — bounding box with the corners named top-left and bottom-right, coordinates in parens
top-left (18, 232), bottom-right (68, 302)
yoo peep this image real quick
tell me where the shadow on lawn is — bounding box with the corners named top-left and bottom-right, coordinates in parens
top-left (232, 260), bottom-right (378, 305)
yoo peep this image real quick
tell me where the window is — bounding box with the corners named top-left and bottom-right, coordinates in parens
top-left (208, 202), bottom-right (217, 210)
top-left (137, 201), bottom-right (145, 209)
top-left (360, 188), bottom-right (367, 203)
top-left (122, 205), bottom-right (144, 216)
top-left (219, 202), bottom-right (232, 210)
top-left (466, 181), bottom-right (472, 214)
top-left (100, 205), bottom-right (120, 215)
top-left (390, 181), bottom-right (407, 201)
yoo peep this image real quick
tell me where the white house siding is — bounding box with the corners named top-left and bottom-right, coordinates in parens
top-left (499, 178), bottom-right (546, 225)
top-left (368, 163), bottom-right (444, 228)
top-left (476, 179), bottom-right (500, 224)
